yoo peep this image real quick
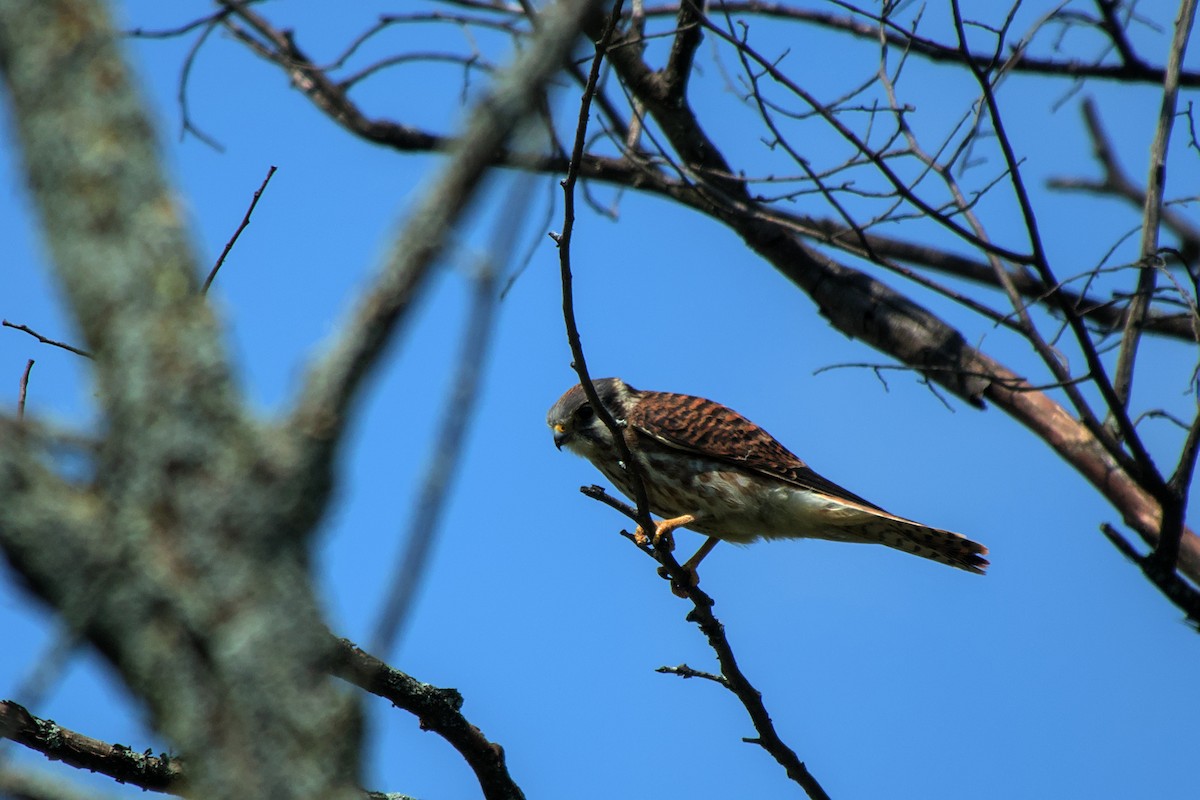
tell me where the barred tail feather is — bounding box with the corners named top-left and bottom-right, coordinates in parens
top-left (887, 519), bottom-right (989, 575)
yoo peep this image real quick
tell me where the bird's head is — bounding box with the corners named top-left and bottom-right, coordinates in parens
top-left (546, 377), bottom-right (633, 457)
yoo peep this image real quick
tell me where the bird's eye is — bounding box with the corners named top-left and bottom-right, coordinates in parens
top-left (576, 404), bottom-right (595, 423)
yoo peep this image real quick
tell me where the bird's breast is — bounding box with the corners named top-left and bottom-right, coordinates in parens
top-left (586, 449), bottom-right (799, 544)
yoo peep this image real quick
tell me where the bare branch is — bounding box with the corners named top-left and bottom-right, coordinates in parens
top-left (1112, 0), bottom-right (1198, 424)
top-left (801, 217), bottom-right (1197, 342)
top-left (1094, 0), bottom-right (1146, 68)
top-left (175, 12), bottom-right (226, 150)
top-left (330, 639), bottom-right (525, 800)
top-left (555, 0), bottom-right (657, 536)
top-left (637, 2), bottom-right (1200, 87)
top-left (1048, 98), bottom-right (1200, 266)
top-left (0, 693), bottom-right (423, 800)
top-left (0, 699), bottom-right (183, 793)
top-left (661, 0), bottom-right (703, 103)
top-left (202, 165), bottom-right (277, 294)
top-left (949, 0), bottom-right (1157, 483)
top-left (2, 321), bottom-right (92, 359)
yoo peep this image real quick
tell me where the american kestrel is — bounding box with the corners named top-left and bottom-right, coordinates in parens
top-left (547, 378), bottom-right (988, 584)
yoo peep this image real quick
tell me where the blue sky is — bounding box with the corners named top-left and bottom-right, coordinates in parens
top-left (2, 2), bottom-right (1199, 799)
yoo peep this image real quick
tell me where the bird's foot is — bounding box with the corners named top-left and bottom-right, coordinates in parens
top-left (660, 535), bottom-right (720, 598)
top-left (658, 563), bottom-right (700, 597)
top-left (634, 514), bottom-right (695, 552)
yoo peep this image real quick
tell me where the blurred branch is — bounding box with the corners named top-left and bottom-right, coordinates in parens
top-left (1049, 98), bottom-right (1200, 265)
top-left (0, 3), bottom-right (363, 799)
top-left (17, 359), bottom-right (33, 419)
top-left (0, 762), bottom-right (125, 800)
top-left (369, 236), bottom-right (503, 658)
top-left (284, 0), bottom-right (600, 473)
top-left (579, 486), bottom-right (831, 800)
top-left (1094, 0), bottom-right (1145, 68)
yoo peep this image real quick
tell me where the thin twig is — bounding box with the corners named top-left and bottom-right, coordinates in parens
top-left (202, 165), bottom-right (277, 294)
top-left (656, 663), bottom-right (729, 686)
top-left (1, 321), bottom-right (92, 358)
top-left (176, 14), bottom-right (226, 150)
top-left (554, 0), bottom-right (657, 536)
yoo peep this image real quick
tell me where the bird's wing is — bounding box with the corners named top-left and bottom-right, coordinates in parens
top-left (627, 390), bottom-right (885, 511)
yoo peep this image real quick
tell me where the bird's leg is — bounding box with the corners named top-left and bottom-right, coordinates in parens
top-left (659, 535), bottom-right (720, 596)
top-left (681, 536), bottom-right (720, 576)
top-left (633, 514), bottom-right (695, 552)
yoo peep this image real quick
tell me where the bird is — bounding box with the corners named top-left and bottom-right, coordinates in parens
top-left (547, 377), bottom-right (987, 588)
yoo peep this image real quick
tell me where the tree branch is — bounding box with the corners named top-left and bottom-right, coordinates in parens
top-left (1112, 0), bottom-right (1196, 408)
top-left (330, 639), bottom-right (525, 800)
top-left (0, 700), bottom-right (182, 794)
top-left (638, 2), bottom-right (1200, 87)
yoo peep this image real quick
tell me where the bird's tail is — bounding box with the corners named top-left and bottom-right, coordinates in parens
top-left (883, 517), bottom-right (989, 574)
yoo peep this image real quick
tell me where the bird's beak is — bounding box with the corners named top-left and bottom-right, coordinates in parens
top-left (552, 423), bottom-right (568, 450)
